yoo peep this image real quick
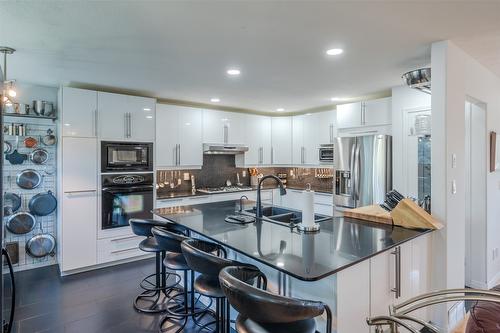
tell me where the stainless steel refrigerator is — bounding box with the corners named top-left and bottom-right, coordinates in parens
top-left (333, 135), bottom-right (392, 209)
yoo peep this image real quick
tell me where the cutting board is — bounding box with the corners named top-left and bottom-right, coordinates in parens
top-left (344, 199), bottom-right (443, 230)
top-left (343, 205), bottom-right (393, 225)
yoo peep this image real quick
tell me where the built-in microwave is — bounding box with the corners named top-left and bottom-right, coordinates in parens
top-left (101, 141), bottom-right (153, 173)
top-left (318, 144), bottom-right (334, 164)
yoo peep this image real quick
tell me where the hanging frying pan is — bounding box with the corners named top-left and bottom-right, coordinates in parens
top-left (28, 191), bottom-right (57, 216)
top-left (3, 141), bottom-right (12, 154)
top-left (3, 192), bottom-right (21, 215)
top-left (26, 219), bottom-right (56, 258)
top-left (5, 212), bottom-right (36, 234)
top-left (41, 129), bottom-right (56, 146)
top-left (29, 148), bottom-right (49, 165)
top-left (23, 137), bottom-right (38, 148)
top-left (5, 137), bottom-right (27, 165)
top-left (16, 169), bottom-right (42, 189)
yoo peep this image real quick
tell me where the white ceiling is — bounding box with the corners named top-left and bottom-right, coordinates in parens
top-left (1, 1), bottom-right (500, 113)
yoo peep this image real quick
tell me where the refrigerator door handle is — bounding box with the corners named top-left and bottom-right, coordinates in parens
top-left (2, 248), bottom-right (15, 333)
top-left (353, 143), bottom-right (361, 201)
top-left (349, 142), bottom-right (357, 202)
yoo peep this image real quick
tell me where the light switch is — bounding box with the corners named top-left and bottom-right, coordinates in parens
top-left (451, 180), bottom-right (457, 194)
top-left (451, 154), bottom-right (457, 168)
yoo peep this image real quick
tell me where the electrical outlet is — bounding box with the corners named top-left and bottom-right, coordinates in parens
top-left (452, 153), bottom-right (457, 168)
top-left (183, 173), bottom-right (190, 181)
top-left (494, 248), bottom-right (499, 260)
top-left (451, 180), bottom-right (457, 194)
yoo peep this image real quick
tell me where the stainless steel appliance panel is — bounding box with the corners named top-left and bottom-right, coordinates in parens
top-left (333, 137), bottom-right (356, 208)
top-left (334, 135), bottom-right (392, 210)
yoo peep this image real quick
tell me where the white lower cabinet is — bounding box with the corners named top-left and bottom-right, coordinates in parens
top-left (155, 190), bottom-right (273, 210)
top-left (61, 191), bottom-right (97, 272)
top-left (337, 235), bottom-right (431, 333)
top-left (97, 233), bottom-right (145, 264)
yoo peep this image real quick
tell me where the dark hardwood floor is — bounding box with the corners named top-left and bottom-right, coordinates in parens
top-left (10, 258), bottom-right (215, 333)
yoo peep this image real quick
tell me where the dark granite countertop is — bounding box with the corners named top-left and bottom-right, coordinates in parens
top-left (153, 200), bottom-right (429, 281)
top-left (156, 185), bottom-right (332, 200)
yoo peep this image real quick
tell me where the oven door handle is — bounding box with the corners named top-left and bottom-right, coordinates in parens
top-left (102, 185), bottom-right (154, 193)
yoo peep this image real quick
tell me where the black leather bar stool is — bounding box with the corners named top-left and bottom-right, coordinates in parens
top-left (129, 219), bottom-right (181, 313)
top-left (152, 225), bottom-right (207, 332)
top-left (181, 238), bottom-right (266, 333)
top-left (219, 266), bottom-right (332, 333)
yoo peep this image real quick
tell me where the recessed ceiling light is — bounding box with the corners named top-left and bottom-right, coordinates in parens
top-left (305, 113), bottom-right (312, 116)
top-left (143, 108), bottom-right (151, 111)
top-left (276, 108), bottom-right (285, 112)
top-left (146, 115), bottom-right (153, 119)
top-left (330, 97), bottom-right (347, 102)
top-left (326, 48), bottom-right (343, 56)
top-left (210, 97), bottom-right (220, 103)
top-left (226, 68), bottom-right (241, 76)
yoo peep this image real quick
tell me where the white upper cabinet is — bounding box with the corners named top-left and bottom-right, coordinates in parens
top-left (98, 92), bottom-right (128, 140)
top-left (316, 110), bottom-right (337, 144)
top-left (363, 97), bottom-right (391, 126)
top-left (127, 96), bottom-right (156, 141)
top-left (292, 116), bottom-right (304, 165)
top-left (202, 110), bottom-right (245, 144)
top-left (271, 117), bottom-right (292, 165)
top-left (156, 104), bottom-right (203, 167)
top-left (178, 106), bottom-right (203, 166)
top-left (292, 114), bottom-right (322, 165)
top-left (337, 97), bottom-right (391, 129)
top-left (337, 102), bottom-right (363, 129)
top-left (61, 87), bottom-right (97, 137)
top-left (244, 114), bottom-right (272, 165)
top-left (99, 92), bottom-right (155, 141)
top-left (156, 104), bottom-right (179, 167)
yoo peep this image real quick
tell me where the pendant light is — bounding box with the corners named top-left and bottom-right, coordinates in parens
top-left (0, 46), bottom-right (17, 105)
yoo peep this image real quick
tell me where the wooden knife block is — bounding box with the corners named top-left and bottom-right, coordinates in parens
top-left (344, 199), bottom-right (443, 230)
top-left (390, 198), bottom-right (443, 230)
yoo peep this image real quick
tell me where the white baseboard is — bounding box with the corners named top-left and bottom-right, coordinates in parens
top-left (59, 254), bottom-right (153, 276)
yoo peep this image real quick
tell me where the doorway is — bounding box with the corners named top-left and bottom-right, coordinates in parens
top-left (464, 99), bottom-right (487, 288)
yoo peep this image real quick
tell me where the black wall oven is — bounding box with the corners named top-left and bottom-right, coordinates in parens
top-left (101, 173), bottom-right (154, 230)
top-left (101, 141), bottom-right (153, 173)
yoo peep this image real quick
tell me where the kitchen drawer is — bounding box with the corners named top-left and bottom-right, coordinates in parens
top-left (314, 192), bottom-right (333, 205)
top-left (315, 203), bottom-right (333, 216)
top-left (97, 234), bottom-right (145, 264)
top-left (183, 195), bottom-right (212, 205)
top-left (156, 198), bottom-right (184, 209)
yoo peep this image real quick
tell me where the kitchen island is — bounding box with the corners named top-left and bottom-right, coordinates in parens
top-left (153, 200), bottom-right (433, 333)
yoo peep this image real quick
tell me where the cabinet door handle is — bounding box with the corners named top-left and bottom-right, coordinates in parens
top-left (329, 124), bottom-right (333, 143)
top-left (124, 113), bottom-right (128, 138)
top-left (94, 109), bottom-right (98, 137)
top-left (178, 144), bottom-right (181, 165)
top-left (128, 112), bottom-right (132, 138)
top-left (391, 246), bottom-right (402, 299)
top-left (111, 247), bottom-right (138, 254)
top-left (64, 190), bottom-right (97, 194)
top-left (271, 147), bottom-right (274, 164)
top-left (259, 147), bottom-right (263, 164)
top-left (111, 235), bottom-right (138, 242)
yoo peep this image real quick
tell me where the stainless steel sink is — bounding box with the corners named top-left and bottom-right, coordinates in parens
top-left (243, 206), bottom-right (330, 225)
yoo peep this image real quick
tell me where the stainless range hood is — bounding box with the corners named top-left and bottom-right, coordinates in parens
top-left (203, 143), bottom-right (249, 155)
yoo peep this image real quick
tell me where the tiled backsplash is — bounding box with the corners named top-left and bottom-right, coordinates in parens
top-left (156, 155), bottom-right (334, 196)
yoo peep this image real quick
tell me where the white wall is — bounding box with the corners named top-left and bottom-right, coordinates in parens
top-left (431, 40), bottom-right (500, 326)
top-left (391, 86), bottom-right (431, 192)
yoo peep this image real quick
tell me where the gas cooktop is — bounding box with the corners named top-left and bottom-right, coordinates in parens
top-left (197, 186), bottom-right (253, 194)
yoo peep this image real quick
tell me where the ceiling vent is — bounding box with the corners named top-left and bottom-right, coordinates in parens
top-left (402, 68), bottom-right (431, 94)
